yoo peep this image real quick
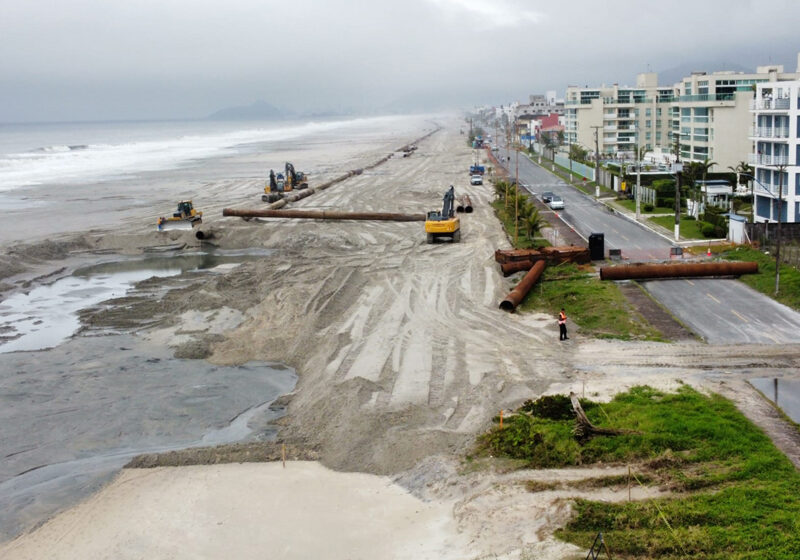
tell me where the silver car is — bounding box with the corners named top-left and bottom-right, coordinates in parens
top-left (548, 195), bottom-right (564, 210)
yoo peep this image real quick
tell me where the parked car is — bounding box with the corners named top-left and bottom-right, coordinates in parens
top-left (470, 174), bottom-right (483, 185)
top-left (541, 191), bottom-right (554, 203)
top-left (548, 195), bottom-right (564, 210)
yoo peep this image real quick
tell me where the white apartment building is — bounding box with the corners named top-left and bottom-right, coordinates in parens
top-left (565, 73), bottom-right (673, 159)
top-left (750, 80), bottom-right (800, 223)
top-left (565, 56), bottom-right (800, 171)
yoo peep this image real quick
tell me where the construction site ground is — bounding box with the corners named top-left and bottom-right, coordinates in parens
top-left (1, 120), bottom-right (800, 559)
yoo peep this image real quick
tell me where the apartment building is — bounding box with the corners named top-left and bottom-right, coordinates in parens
top-left (515, 94), bottom-right (565, 120)
top-left (565, 73), bottom-right (672, 158)
top-left (565, 56), bottom-right (800, 171)
top-left (750, 80), bottom-right (800, 223)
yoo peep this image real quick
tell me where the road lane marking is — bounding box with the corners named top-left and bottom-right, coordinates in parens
top-left (619, 234), bottom-right (629, 241)
top-left (685, 279), bottom-right (695, 285)
top-left (707, 293), bottom-right (720, 304)
top-left (765, 333), bottom-right (780, 343)
top-left (731, 309), bottom-right (749, 323)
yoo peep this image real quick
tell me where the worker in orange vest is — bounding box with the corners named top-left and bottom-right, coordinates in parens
top-left (558, 308), bottom-right (568, 340)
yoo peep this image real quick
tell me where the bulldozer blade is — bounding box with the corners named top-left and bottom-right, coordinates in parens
top-left (157, 221), bottom-right (194, 232)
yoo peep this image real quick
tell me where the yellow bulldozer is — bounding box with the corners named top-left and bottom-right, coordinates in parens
top-left (425, 186), bottom-right (460, 243)
top-left (157, 200), bottom-right (203, 231)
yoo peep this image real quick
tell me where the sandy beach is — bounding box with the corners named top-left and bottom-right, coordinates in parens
top-left (2, 116), bottom-right (800, 559)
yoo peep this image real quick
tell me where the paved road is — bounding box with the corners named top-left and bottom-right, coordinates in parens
top-left (492, 146), bottom-right (800, 344)
top-left (515, 153), bottom-right (673, 261)
top-left (642, 278), bottom-right (800, 344)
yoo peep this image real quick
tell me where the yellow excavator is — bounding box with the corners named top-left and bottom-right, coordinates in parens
top-left (263, 162), bottom-right (309, 202)
top-left (157, 200), bottom-right (203, 231)
top-left (425, 186), bottom-right (460, 243)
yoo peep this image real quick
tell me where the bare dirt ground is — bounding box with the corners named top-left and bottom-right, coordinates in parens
top-left (2, 120), bottom-right (800, 558)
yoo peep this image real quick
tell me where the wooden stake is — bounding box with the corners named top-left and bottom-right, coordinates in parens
top-left (499, 410), bottom-right (503, 429)
top-left (628, 464), bottom-right (631, 502)
top-left (282, 443), bottom-right (286, 468)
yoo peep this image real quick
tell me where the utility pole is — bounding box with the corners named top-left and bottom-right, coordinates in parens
top-left (515, 140), bottom-right (519, 244)
top-left (591, 126), bottom-right (602, 197)
top-left (673, 135), bottom-right (681, 241)
top-left (775, 164), bottom-right (786, 295)
top-left (636, 160), bottom-right (642, 221)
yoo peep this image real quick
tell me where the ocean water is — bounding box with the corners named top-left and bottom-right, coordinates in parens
top-left (0, 114), bottom-right (436, 244)
top-left (0, 115), bottom-right (423, 191)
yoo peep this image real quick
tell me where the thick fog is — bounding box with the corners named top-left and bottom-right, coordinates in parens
top-left (1, 0), bottom-right (798, 121)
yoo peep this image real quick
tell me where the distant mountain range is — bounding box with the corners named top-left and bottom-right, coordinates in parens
top-left (206, 100), bottom-right (356, 121)
top-left (206, 100), bottom-right (289, 120)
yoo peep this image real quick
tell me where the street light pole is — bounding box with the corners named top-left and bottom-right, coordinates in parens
top-left (775, 164), bottom-right (785, 295)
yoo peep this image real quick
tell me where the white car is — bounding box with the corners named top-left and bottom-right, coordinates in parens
top-left (548, 195), bottom-right (564, 210)
top-left (470, 174), bottom-right (483, 185)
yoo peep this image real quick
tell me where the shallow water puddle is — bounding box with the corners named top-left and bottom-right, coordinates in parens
top-left (750, 377), bottom-right (800, 423)
top-left (0, 248), bottom-right (273, 353)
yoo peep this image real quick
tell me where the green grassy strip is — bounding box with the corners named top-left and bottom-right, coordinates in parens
top-left (721, 245), bottom-right (800, 311)
top-left (490, 198), bottom-right (540, 249)
top-left (614, 198), bottom-right (675, 214)
top-left (516, 263), bottom-right (665, 341)
top-left (649, 214), bottom-right (707, 239)
top-left (475, 386), bottom-right (800, 559)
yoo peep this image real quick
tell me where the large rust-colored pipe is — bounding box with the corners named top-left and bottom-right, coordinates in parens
top-left (600, 261), bottom-right (758, 281)
top-left (223, 208), bottom-right (426, 221)
top-left (500, 260), bottom-right (546, 312)
top-left (463, 195), bottom-right (473, 213)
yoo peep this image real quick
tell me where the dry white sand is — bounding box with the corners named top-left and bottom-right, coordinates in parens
top-left (0, 462), bottom-right (469, 560)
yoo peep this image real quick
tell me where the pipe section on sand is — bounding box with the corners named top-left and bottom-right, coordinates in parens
top-left (500, 260), bottom-right (546, 312)
top-left (223, 208), bottom-right (426, 222)
top-left (195, 228), bottom-right (215, 240)
top-left (600, 261), bottom-right (758, 281)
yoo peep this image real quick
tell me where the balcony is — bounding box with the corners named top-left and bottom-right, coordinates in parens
top-left (603, 125), bottom-right (617, 131)
top-left (679, 93), bottom-right (736, 103)
top-left (750, 127), bottom-right (790, 139)
top-left (750, 98), bottom-right (791, 111)
top-left (749, 153), bottom-right (790, 166)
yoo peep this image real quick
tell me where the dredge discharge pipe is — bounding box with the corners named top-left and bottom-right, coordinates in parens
top-left (223, 208), bottom-right (426, 222)
top-left (500, 260), bottom-right (546, 312)
top-left (600, 261), bottom-right (758, 281)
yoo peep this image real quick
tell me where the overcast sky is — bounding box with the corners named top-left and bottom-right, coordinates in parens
top-left (2, 0), bottom-right (799, 122)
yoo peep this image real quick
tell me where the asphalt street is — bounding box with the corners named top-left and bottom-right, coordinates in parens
top-left (492, 146), bottom-right (800, 344)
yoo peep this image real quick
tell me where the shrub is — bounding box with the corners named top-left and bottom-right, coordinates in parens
top-left (643, 203), bottom-right (654, 212)
top-left (700, 222), bottom-right (716, 237)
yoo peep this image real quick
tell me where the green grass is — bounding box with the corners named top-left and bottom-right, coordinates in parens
top-left (490, 198), bottom-right (544, 249)
top-left (516, 263), bottom-right (664, 341)
top-left (615, 198), bottom-right (675, 214)
top-left (721, 245), bottom-right (800, 311)
top-left (649, 214), bottom-right (706, 239)
top-left (475, 386), bottom-right (800, 559)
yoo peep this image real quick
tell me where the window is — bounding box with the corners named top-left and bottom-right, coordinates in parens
top-left (698, 80), bottom-right (709, 95)
top-left (646, 120), bottom-right (651, 128)
top-left (684, 82), bottom-right (692, 95)
top-left (645, 108), bottom-right (652, 116)
top-left (694, 107), bottom-right (709, 123)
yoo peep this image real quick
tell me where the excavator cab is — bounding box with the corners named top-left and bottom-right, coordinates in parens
top-left (424, 186), bottom-right (461, 243)
top-left (285, 162), bottom-right (308, 192)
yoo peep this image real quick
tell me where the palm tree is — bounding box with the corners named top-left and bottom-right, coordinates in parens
top-left (728, 161), bottom-right (754, 222)
top-left (698, 158), bottom-right (717, 215)
top-left (523, 208), bottom-right (545, 241)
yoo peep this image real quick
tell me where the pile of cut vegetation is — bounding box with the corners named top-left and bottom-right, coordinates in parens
top-left (476, 386), bottom-right (800, 558)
